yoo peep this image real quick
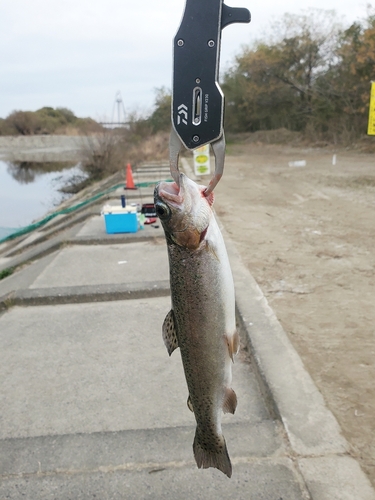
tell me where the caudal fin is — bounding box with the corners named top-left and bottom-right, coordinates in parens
top-left (193, 429), bottom-right (232, 478)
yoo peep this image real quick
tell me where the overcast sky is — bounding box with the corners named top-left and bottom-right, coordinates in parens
top-left (0, 0), bottom-right (370, 120)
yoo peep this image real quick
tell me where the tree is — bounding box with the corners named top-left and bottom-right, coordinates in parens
top-left (223, 43), bottom-right (300, 131)
top-left (56, 107), bottom-right (76, 123)
top-left (148, 87), bottom-right (171, 133)
top-left (326, 9), bottom-right (375, 136)
top-left (223, 9), bottom-right (343, 134)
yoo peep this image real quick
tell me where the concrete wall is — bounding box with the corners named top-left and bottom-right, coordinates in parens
top-left (0, 135), bottom-right (93, 162)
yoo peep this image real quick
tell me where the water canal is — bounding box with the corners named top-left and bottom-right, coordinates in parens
top-left (0, 160), bottom-right (86, 239)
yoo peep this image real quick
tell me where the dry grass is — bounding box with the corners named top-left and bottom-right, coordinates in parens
top-left (79, 129), bottom-right (169, 183)
top-left (229, 128), bottom-right (303, 145)
top-left (227, 127), bottom-right (375, 152)
top-left (123, 132), bottom-right (169, 164)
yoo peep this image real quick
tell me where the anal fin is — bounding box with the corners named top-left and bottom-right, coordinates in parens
top-left (223, 388), bottom-right (237, 414)
top-left (162, 310), bottom-right (179, 356)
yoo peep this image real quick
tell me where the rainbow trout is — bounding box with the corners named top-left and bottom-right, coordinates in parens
top-left (154, 173), bottom-right (239, 478)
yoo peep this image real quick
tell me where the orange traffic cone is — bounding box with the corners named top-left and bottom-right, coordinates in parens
top-left (125, 163), bottom-right (137, 190)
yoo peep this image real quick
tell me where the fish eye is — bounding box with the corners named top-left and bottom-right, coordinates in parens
top-left (155, 202), bottom-right (171, 220)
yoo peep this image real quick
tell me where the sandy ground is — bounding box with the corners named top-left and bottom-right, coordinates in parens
top-left (212, 142), bottom-right (375, 487)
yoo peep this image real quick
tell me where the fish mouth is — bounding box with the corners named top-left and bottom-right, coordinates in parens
top-left (157, 180), bottom-right (183, 206)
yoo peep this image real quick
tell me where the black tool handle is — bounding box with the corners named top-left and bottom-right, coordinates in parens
top-left (172, 0), bottom-right (250, 150)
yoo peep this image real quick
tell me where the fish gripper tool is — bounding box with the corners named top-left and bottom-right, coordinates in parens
top-left (170, 0), bottom-right (251, 195)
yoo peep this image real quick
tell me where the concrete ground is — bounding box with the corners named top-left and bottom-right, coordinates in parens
top-left (0, 162), bottom-right (374, 499)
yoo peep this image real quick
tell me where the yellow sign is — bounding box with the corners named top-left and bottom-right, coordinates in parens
top-left (193, 145), bottom-right (211, 176)
top-left (368, 82), bottom-right (375, 135)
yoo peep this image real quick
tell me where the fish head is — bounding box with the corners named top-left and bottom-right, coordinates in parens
top-left (154, 173), bottom-right (214, 250)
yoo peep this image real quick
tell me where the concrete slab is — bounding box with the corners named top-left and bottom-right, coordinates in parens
top-left (0, 298), bottom-right (269, 439)
top-left (0, 252), bottom-right (58, 297)
top-left (1, 421), bottom-right (283, 477)
top-left (29, 241), bottom-right (169, 289)
top-left (11, 281), bottom-right (171, 306)
top-left (132, 175), bottom-right (169, 185)
top-left (135, 172), bottom-right (170, 178)
top-left (2, 211), bottom-right (96, 260)
top-left (0, 239), bottom-right (9, 252)
top-left (39, 214), bottom-right (67, 230)
top-left (0, 220), bottom-right (86, 274)
top-left (137, 164), bottom-right (170, 169)
top-left (299, 456), bottom-right (375, 500)
top-left (133, 167), bottom-right (169, 175)
top-left (0, 257), bottom-right (11, 267)
top-left (111, 186), bottom-right (156, 199)
top-left (3, 231), bottom-right (44, 254)
top-left (0, 460), bottom-right (307, 500)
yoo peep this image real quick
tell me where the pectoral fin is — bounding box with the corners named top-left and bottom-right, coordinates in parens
top-left (225, 331), bottom-right (240, 362)
top-left (205, 240), bottom-right (220, 261)
top-left (162, 310), bottom-right (179, 356)
top-left (187, 395), bottom-right (194, 413)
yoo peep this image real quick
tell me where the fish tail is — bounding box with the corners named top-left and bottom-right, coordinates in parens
top-left (193, 428), bottom-right (232, 478)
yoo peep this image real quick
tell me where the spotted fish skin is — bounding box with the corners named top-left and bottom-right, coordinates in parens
top-left (154, 174), bottom-right (239, 478)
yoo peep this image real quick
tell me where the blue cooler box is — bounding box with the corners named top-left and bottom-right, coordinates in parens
top-left (102, 205), bottom-right (138, 234)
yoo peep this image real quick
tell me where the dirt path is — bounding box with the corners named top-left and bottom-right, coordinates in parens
top-left (215, 143), bottom-right (375, 487)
